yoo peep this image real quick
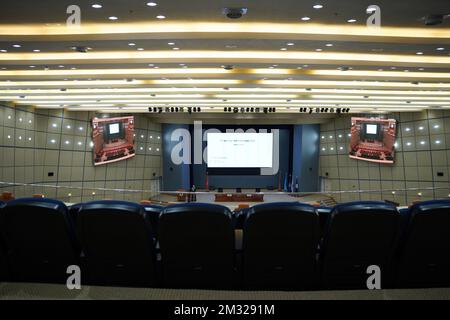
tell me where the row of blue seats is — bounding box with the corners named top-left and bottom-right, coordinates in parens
top-left (0, 198), bottom-right (449, 290)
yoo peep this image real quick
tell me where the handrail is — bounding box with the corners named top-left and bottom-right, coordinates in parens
top-left (0, 181), bottom-right (448, 196)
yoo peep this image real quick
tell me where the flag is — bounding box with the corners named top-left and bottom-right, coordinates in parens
top-left (283, 172), bottom-right (288, 192)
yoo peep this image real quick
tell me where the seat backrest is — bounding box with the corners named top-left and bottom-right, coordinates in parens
top-left (143, 204), bottom-right (163, 239)
top-left (316, 206), bottom-right (333, 236)
top-left (0, 198), bottom-right (79, 283)
top-left (158, 203), bottom-right (235, 289)
top-left (396, 200), bottom-right (450, 288)
top-left (243, 202), bottom-right (320, 289)
top-left (76, 200), bottom-right (156, 287)
top-left (321, 201), bottom-right (399, 289)
top-left (0, 201), bottom-right (8, 281)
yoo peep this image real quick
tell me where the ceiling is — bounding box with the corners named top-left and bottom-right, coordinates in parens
top-left (0, 0), bottom-right (449, 121)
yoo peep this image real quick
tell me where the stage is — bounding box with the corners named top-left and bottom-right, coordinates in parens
top-left (156, 189), bottom-right (334, 211)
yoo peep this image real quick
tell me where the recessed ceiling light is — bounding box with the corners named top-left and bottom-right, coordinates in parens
top-left (12, 44), bottom-right (21, 48)
top-left (301, 17), bottom-right (311, 21)
top-left (280, 48), bottom-right (287, 51)
top-left (0, 49), bottom-right (7, 52)
top-left (168, 42), bottom-right (175, 45)
top-left (416, 52), bottom-right (423, 55)
top-left (179, 63), bottom-right (185, 66)
top-left (91, 4), bottom-right (102, 8)
top-left (33, 49), bottom-right (40, 52)
top-left (128, 43), bottom-right (136, 46)
top-left (418, 68), bottom-right (425, 71)
top-left (156, 15), bottom-right (166, 19)
top-left (436, 47), bottom-right (445, 51)
top-left (108, 16), bottom-right (118, 20)
top-left (347, 19), bottom-right (357, 23)
top-left (173, 47), bottom-right (180, 50)
top-left (147, 2), bottom-right (157, 6)
top-left (315, 48), bottom-right (323, 51)
top-left (137, 48), bottom-right (144, 51)
top-left (59, 65), bottom-right (65, 68)
top-left (313, 4), bottom-right (323, 9)
top-left (29, 65), bottom-right (35, 68)
top-left (148, 64), bottom-right (154, 67)
top-left (325, 43), bottom-right (333, 47)
top-left (287, 43), bottom-right (294, 46)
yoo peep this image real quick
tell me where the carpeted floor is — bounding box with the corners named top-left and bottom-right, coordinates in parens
top-left (1, 282), bottom-right (449, 300)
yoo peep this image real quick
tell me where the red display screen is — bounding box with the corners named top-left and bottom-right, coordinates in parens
top-left (92, 116), bottom-right (135, 166)
top-left (349, 117), bottom-right (397, 164)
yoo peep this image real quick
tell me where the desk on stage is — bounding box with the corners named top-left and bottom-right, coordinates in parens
top-left (214, 193), bottom-right (264, 202)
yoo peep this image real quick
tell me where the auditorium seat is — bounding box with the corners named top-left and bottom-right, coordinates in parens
top-left (142, 204), bottom-right (163, 240)
top-left (158, 203), bottom-right (235, 289)
top-left (395, 200), bottom-right (450, 288)
top-left (0, 201), bottom-right (8, 282)
top-left (68, 203), bottom-right (82, 224)
top-left (76, 200), bottom-right (157, 287)
top-left (242, 202), bottom-right (320, 290)
top-left (320, 201), bottom-right (399, 289)
top-left (0, 198), bottom-right (80, 283)
top-left (316, 206), bottom-right (333, 236)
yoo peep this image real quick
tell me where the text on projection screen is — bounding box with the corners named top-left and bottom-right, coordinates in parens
top-left (207, 132), bottom-right (273, 168)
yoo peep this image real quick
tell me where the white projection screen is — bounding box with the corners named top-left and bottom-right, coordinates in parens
top-left (207, 132), bottom-right (273, 168)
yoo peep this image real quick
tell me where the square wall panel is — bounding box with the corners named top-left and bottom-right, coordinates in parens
top-left (3, 108), bottom-right (15, 127)
top-left (47, 117), bottom-right (63, 133)
top-left (429, 119), bottom-right (444, 134)
top-left (35, 115), bottom-right (49, 132)
top-left (44, 150), bottom-right (59, 166)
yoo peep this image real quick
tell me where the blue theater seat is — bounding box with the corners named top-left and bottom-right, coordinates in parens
top-left (316, 206), bottom-right (333, 236)
top-left (320, 201), bottom-right (399, 289)
top-left (158, 203), bottom-right (235, 289)
top-left (0, 201), bottom-right (8, 281)
top-left (142, 204), bottom-right (164, 239)
top-left (68, 203), bottom-right (82, 224)
top-left (395, 200), bottom-right (450, 288)
top-left (0, 198), bottom-right (80, 283)
top-left (76, 200), bottom-right (157, 287)
top-left (242, 202), bottom-right (320, 290)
